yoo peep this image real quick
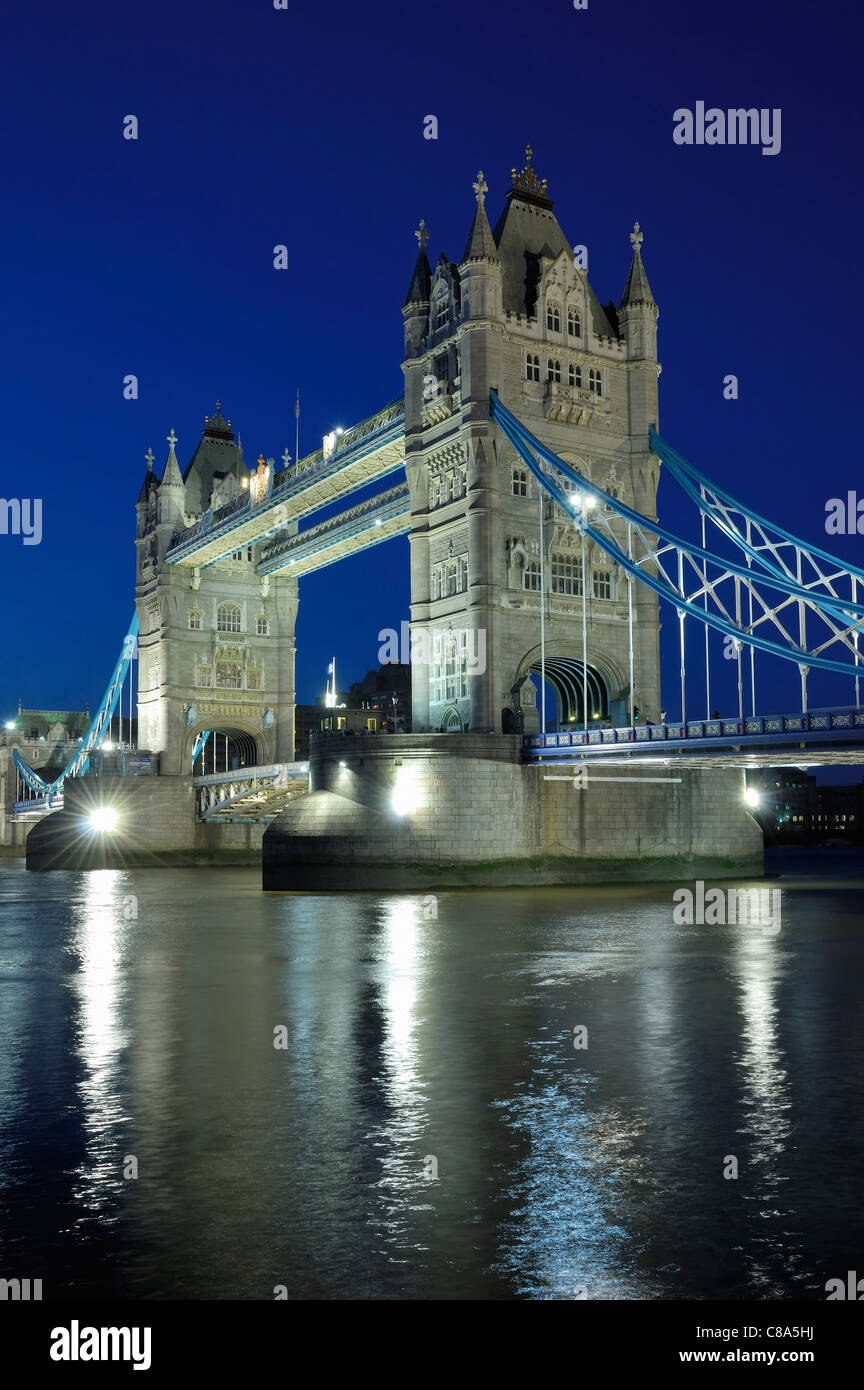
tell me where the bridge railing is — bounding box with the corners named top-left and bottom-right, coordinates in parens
top-left (524, 708), bottom-right (864, 757)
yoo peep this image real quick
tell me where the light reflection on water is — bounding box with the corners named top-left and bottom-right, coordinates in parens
top-left (0, 859), bottom-right (861, 1300)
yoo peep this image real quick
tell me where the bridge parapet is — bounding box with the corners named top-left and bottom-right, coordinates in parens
top-left (526, 707), bottom-right (864, 763)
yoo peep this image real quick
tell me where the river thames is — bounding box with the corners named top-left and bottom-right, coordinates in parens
top-left (0, 850), bottom-right (861, 1301)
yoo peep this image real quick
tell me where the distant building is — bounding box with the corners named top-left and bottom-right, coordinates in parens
top-left (3, 708), bottom-right (90, 742)
top-left (749, 769), bottom-right (863, 843)
top-left (294, 663), bottom-right (412, 757)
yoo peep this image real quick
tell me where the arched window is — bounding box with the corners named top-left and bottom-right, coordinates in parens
top-left (523, 560), bottom-right (541, 592)
top-left (216, 603), bottom-right (241, 633)
top-left (246, 669), bottom-right (262, 691)
top-left (589, 368), bottom-right (603, 396)
top-left (436, 295), bottom-right (449, 329)
top-left (546, 300), bottom-right (561, 332)
top-left (188, 610), bottom-right (202, 630)
top-left (547, 359), bottom-right (561, 384)
top-left (195, 665), bottom-right (211, 688)
top-left (256, 616), bottom-right (269, 636)
top-left (567, 308), bottom-right (581, 338)
top-left (593, 570), bottom-right (612, 600)
top-left (512, 468), bottom-right (528, 497)
top-left (526, 353), bottom-right (541, 382)
top-left (569, 363), bottom-right (582, 388)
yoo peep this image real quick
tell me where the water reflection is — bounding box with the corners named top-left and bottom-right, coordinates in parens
top-left (67, 870), bottom-right (130, 1218)
top-left (0, 864), bottom-right (861, 1300)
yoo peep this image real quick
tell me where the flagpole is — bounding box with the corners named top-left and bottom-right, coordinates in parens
top-left (295, 388), bottom-right (300, 467)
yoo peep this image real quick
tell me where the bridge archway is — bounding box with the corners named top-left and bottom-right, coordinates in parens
top-left (190, 726), bottom-right (264, 776)
top-left (511, 646), bottom-right (629, 733)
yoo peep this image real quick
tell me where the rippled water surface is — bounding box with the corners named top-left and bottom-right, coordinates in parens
top-left (0, 851), bottom-right (862, 1300)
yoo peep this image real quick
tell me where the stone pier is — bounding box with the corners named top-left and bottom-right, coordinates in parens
top-left (25, 776), bottom-right (264, 870)
top-left (262, 733), bottom-right (763, 890)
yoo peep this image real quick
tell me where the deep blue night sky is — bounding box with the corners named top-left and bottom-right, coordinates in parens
top-left (2, 0), bottom-right (862, 723)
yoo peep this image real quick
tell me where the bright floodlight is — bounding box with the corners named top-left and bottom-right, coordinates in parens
top-left (584, 495), bottom-right (597, 509)
top-left (392, 765), bottom-right (423, 816)
top-left (89, 807), bottom-right (119, 833)
top-left (4, 720), bottom-right (14, 730)
top-left (743, 788), bottom-right (761, 808)
top-left (102, 741), bottom-right (115, 753)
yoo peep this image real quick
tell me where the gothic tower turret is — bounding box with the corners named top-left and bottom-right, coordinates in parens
top-left (402, 152), bottom-right (663, 735)
top-left (135, 409), bottom-right (298, 774)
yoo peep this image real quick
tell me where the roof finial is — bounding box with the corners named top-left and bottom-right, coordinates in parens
top-left (630, 221), bottom-right (644, 253)
top-left (282, 447), bottom-right (292, 467)
top-left (145, 447), bottom-right (154, 471)
top-left (473, 170), bottom-right (488, 207)
top-left (167, 428), bottom-right (178, 449)
top-left (510, 144), bottom-right (549, 197)
top-left (415, 219), bottom-right (429, 254)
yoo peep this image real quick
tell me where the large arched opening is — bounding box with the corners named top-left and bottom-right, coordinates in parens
top-left (528, 656), bottom-right (609, 727)
top-left (192, 727), bottom-right (261, 776)
top-left (509, 646), bottom-right (629, 734)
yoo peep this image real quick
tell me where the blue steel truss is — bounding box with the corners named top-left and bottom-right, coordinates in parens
top-left (12, 612), bottom-right (140, 798)
top-left (491, 392), bottom-right (864, 688)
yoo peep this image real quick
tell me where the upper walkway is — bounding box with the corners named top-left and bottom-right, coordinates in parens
top-left (166, 398), bottom-right (405, 571)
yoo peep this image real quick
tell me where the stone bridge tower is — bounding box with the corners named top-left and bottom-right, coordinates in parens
top-left (135, 406), bottom-right (298, 775)
top-left (401, 149), bottom-right (661, 734)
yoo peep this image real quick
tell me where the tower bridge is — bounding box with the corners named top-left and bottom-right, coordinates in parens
top-left (10, 147), bottom-right (864, 881)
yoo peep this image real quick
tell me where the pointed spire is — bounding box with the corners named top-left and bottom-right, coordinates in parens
top-left (462, 170), bottom-right (499, 263)
top-left (161, 427), bottom-right (184, 488)
top-left (403, 220), bottom-right (432, 305)
top-left (619, 221), bottom-right (656, 309)
top-left (137, 446), bottom-right (158, 504)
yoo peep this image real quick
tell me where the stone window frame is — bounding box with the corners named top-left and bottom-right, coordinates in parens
top-left (588, 367), bottom-right (603, 397)
top-left (551, 552), bottom-right (583, 597)
top-left (568, 362), bottom-right (582, 388)
top-left (547, 358), bottom-right (561, 384)
top-left (512, 468), bottom-right (528, 498)
top-left (523, 559), bottom-right (541, 592)
top-left (546, 299), bottom-right (561, 333)
top-left (188, 610), bottom-right (202, 631)
top-left (256, 616), bottom-right (270, 636)
top-left (593, 569), bottom-right (612, 600)
top-left (216, 602), bottom-right (242, 633)
top-left (567, 307), bottom-right (582, 338)
top-left (525, 352), bottom-right (541, 382)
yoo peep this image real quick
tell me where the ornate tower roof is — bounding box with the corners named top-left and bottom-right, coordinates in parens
top-left (619, 222), bottom-right (657, 309)
top-left (183, 401), bottom-right (242, 513)
top-left (490, 146), bottom-right (616, 334)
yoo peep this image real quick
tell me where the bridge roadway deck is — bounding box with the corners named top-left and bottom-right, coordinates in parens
top-left (525, 708), bottom-right (864, 768)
